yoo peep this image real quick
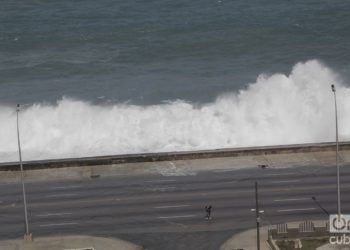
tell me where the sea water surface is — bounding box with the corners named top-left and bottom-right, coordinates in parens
top-left (1, 0), bottom-right (350, 161)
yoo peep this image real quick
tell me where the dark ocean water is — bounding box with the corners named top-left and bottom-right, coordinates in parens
top-left (1, 0), bottom-right (350, 161)
top-left (1, 0), bottom-right (350, 105)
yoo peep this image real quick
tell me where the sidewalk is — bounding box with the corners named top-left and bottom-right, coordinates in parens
top-left (0, 235), bottom-right (144, 250)
top-left (220, 221), bottom-right (330, 250)
top-left (220, 226), bottom-right (271, 250)
top-left (317, 244), bottom-right (350, 250)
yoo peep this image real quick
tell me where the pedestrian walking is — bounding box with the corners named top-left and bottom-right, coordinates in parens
top-left (205, 205), bottom-right (212, 220)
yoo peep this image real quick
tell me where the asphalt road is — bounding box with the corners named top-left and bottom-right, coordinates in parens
top-left (0, 163), bottom-right (348, 250)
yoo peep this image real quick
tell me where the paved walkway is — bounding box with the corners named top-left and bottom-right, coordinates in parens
top-left (220, 226), bottom-right (271, 250)
top-left (220, 221), bottom-right (330, 250)
top-left (0, 235), bottom-right (144, 250)
top-left (317, 244), bottom-right (350, 250)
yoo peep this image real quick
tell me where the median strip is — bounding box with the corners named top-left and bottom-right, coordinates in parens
top-left (271, 180), bottom-right (301, 184)
top-left (46, 193), bottom-right (78, 198)
top-left (274, 198), bottom-right (310, 202)
top-left (144, 179), bottom-right (177, 183)
top-left (264, 172), bottom-right (297, 176)
top-left (50, 185), bottom-right (82, 190)
top-left (39, 222), bottom-right (78, 227)
top-left (157, 215), bottom-right (196, 219)
top-left (154, 205), bottom-right (190, 209)
top-left (36, 212), bottom-right (72, 217)
top-left (277, 208), bottom-right (317, 212)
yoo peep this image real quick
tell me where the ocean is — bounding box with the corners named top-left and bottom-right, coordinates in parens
top-left (1, 0), bottom-right (350, 162)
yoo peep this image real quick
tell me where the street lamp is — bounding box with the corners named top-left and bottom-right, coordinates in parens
top-left (311, 197), bottom-right (329, 216)
top-left (331, 84), bottom-right (341, 220)
top-left (16, 104), bottom-right (31, 241)
top-left (251, 182), bottom-right (264, 250)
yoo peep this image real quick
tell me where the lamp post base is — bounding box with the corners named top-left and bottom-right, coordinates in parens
top-left (24, 233), bottom-right (33, 242)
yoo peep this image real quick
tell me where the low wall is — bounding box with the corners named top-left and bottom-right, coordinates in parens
top-left (1, 142), bottom-right (349, 171)
top-left (1, 142), bottom-right (349, 183)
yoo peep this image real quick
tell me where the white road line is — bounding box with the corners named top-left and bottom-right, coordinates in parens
top-left (154, 205), bottom-right (190, 209)
top-left (45, 193), bottom-right (78, 198)
top-left (274, 198), bottom-right (310, 202)
top-left (277, 208), bottom-right (317, 212)
top-left (158, 215), bottom-right (196, 219)
top-left (144, 180), bottom-right (177, 183)
top-left (50, 185), bottom-right (82, 190)
top-left (36, 212), bottom-right (72, 217)
top-left (264, 173), bottom-right (297, 176)
top-left (148, 186), bottom-right (176, 192)
top-left (271, 180), bottom-right (300, 184)
top-left (39, 222), bottom-right (78, 227)
top-left (212, 169), bottom-right (237, 173)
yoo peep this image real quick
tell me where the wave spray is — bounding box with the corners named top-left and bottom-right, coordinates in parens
top-left (1, 60), bottom-right (350, 162)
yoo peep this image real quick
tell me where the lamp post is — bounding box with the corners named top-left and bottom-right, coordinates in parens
top-left (16, 104), bottom-right (31, 240)
top-left (311, 196), bottom-right (329, 216)
top-left (251, 182), bottom-right (264, 250)
top-left (331, 84), bottom-right (341, 220)
top-left (255, 182), bottom-right (260, 250)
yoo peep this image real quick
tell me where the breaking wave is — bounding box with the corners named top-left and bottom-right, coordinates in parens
top-left (1, 60), bottom-right (350, 162)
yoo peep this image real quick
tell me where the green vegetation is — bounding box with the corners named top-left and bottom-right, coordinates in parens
top-left (276, 240), bottom-right (294, 250)
top-left (301, 238), bottom-right (328, 250)
top-left (276, 238), bottom-right (328, 250)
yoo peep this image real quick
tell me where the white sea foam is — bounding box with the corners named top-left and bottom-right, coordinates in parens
top-left (1, 60), bottom-right (350, 162)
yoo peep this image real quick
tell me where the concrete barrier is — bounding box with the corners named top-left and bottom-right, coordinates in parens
top-left (1, 141), bottom-right (349, 171)
top-left (1, 142), bottom-right (349, 183)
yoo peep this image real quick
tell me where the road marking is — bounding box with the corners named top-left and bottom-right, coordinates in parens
top-left (36, 212), bottom-right (72, 217)
top-left (50, 185), bottom-right (82, 190)
top-left (274, 198), bottom-right (310, 202)
top-left (148, 186), bottom-right (176, 192)
top-left (154, 205), bottom-right (190, 209)
top-left (46, 193), bottom-right (78, 198)
top-left (271, 180), bottom-right (300, 184)
top-left (158, 214), bottom-right (196, 219)
top-left (144, 179), bottom-right (177, 183)
top-left (213, 169), bottom-right (237, 173)
top-left (39, 222), bottom-right (78, 227)
top-left (277, 208), bottom-right (317, 212)
top-left (264, 173), bottom-right (297, 176)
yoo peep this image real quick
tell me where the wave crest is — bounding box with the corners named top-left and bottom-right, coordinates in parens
top-left (1, 60), bottom-right (349, 162)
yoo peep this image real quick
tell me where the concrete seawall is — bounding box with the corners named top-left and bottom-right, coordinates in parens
top-left (1, 142), bottom-right (350, 171)
top-left (1, 142), bottom-right (350, 183)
